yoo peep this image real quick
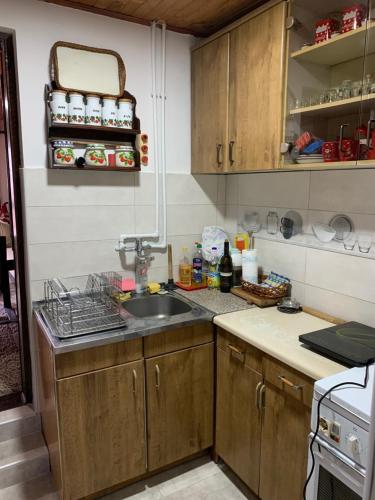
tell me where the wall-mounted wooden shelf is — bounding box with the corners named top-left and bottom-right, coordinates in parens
top-left (289, 93), bottom-right (375, 118)
top-left (48, 123), bottom-right (141, 145)
top-left (50, 164), bottom-right (140, 172)
top-left (291, 22), bottom-right (375, 66)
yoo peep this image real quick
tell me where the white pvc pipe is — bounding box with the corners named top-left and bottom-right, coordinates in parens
top-left (117, 20), bottom-right (167, 249)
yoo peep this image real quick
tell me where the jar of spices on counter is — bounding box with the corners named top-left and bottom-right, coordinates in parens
top-left (116, 144), bottom-right (135, 167)
top-left (68, 92), bottom-right (85, 124)
top-left (117, 98), bottom-right (133, 129)
top-left (85, 144), bottom-right (107, 167)
top-left (85, 94), bottom-right (102, 126)
top-left (50, 90), bottom-right (68, 123)
top-left (102, 96), bottom-right (117, 127)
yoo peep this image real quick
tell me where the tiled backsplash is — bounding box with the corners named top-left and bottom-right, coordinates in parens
top-left (22, 169), bottom-right (225, 301)
top-left (224, 170), bottom-right (375, 326)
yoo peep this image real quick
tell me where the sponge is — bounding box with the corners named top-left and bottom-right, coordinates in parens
top-left (148, 282), bottom-right (161, 294)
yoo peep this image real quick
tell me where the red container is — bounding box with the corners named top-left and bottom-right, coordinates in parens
top-left (339, 139), bottom-right (358, 161)
top-left (323, 141), bottom-right (339, 162)
top-left (341, 5), bottom-right (365, 33)
top-left (315, 18), bottom-right (340, 43)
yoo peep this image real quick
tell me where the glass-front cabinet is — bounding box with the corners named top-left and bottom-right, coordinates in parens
top-left (282, 0), bottom-right (375, 169)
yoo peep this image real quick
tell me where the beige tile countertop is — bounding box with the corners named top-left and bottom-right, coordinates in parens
top-left (214, 307), bottom-right (347, 380)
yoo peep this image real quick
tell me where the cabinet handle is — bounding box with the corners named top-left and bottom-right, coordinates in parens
top-left (228, 344), bottom-right (245, 363)
top-left (278, 375), bottom-right (304, 391)
top-left (339, 124), bottom-right (349, 152)
top-left (367, 119), bottom-right (375, 149)
top-left (216, 144), bottom-right (223, 166)
top-left (155, 364), bottom-right (160, 390)
top-left (132, 369), bottom-right (137, 394)
top-left (229, 141), bottom-right (235, 164)
top-left (255, 381), bottom-right (263, 409)
top-left (259, 384), bottom-right (266, 409)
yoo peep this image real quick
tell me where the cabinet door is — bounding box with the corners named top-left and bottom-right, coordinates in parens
top-left (146, 343), bottom-right (214, 470)
top-left (191, 34), bottom-right (229, 173)
top-left (228, 1), bottom-right (286, 171)
top-left (215, 346), bottom-right (263, 493)
top-left (57, 361), bottom-right (146, 499)
top-left (259, 383), bottom-right (311, 500)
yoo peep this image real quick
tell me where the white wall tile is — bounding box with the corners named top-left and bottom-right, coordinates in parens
top-left (226, 175), bottom-right (239, 205)
top-left (134, 172), bottom-right (156, 206)
top-left (22, 168), bottom-right (135, 206)
top-left (216, 205), bottom-right (226, 229)
top-left (305, 285), bottom-right (375, 327)
top-left (305, 248), bottom-right (375, 303)
top-left (168, 174), bottom-right (218, 205)
top-left (254, 238), bottom-right (307, 282)
top-left (26, 206), bottom-right (134, 244)
top-left (217, 176), bottom-right (226, 205)
top-left (167, 205), bottom-right (217, 236)
top-left (237, 171), bottom-right (310, 209)
top-left (309, 170), bottom-right (375, 214)
top-left (223, 205), bottom-right (238, 234)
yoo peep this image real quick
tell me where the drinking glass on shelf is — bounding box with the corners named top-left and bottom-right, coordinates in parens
top-left (319, 92), bottom-right (327, 104)
top-left (341, 80), bottom-right (352, 99)
top-left (328, 88), bottom-right (338, 102)
top-left (358, 232), bottom-right (373, 253)
top-left (293, 97), bottom-right (301, 109)
top-left (351, 81), bottom-right (362, 97)
top-left (343, 233), bottom-right (357, 250)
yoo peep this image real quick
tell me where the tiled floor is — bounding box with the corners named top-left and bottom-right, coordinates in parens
top-left (101, 456), bottom-right (257, 500)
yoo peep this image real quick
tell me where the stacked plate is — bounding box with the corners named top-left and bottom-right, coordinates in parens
top-left (295, 154), bottom-right (323, 164)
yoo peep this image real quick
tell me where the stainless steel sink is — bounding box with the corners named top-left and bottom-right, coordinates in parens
top-left (122, 294), bottom-right (192, 319)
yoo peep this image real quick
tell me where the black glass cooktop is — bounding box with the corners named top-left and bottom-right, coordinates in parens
top-left (299, 321), bottom-right (375, 367)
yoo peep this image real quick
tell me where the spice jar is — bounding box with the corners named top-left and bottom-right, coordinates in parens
top-left (267, 211), bottom-right (279, 235)
top-left (68, 92), bottom-right (85, 124)
top-left (50, 90), bottom-right (68, 123)
top-left (102, 96), bottom-right (117, 127)
top-left (84, 144), bottom-right (107, 167)
top-left (85, 94), bottom-right (102, 126)
top-left (115, 144), bottom-right (135, 167)
top-left (53, 141), bottom-right (75, 166)
top-left (117, 98), bottom-right (133, 129)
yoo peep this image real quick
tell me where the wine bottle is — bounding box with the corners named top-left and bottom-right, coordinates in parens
top-left (219, 240), bottom-right (233, 293)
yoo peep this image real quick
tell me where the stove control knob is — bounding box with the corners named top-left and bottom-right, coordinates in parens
top-left (347, 434), bottom-right (360, 454)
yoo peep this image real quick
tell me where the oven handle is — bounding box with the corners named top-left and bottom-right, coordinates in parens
top-left (311, 434), bottom-right (366, 478)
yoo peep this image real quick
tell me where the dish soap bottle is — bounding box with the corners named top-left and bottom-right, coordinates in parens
top-left (179, 247), bottom-right (192, 286)
top-left (192, 242), bottom-right (203, 285)
top-left (207, 246), bottom-right (220, 289)
top-left (219, 240), bottom-right (233, 293)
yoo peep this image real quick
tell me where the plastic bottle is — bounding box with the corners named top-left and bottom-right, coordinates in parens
top-left (242, 249), bottom-right (258, 284)
top-left (219, 240), bottom-right (233, 293)
top-left (231, 248), bottom-right (242, 287)
top-left (192, 242), bottom-right (203, 284)
top-left (207, 247), bottom-right (220, 289)
top-left (179, 247), bottom-right (192, 286)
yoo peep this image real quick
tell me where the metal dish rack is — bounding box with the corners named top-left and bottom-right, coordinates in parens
top-left (42, 272), bottom-right (127, 339)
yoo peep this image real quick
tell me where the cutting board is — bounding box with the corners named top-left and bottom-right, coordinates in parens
top-left (230, 287), bottom-right (279, 308)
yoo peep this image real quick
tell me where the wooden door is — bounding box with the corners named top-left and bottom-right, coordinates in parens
top-left (57, 360), bottom-right (146, 500)
top-left (228, 1), bottom-right (286, 171)
top-left (146, 343), bottom-right (214, 470)
top-left (215, 346), bottom-right (263, 493)
top-left (191, 34), bottom-right (229, 173)
top-left (259, 383), bottom-right (311, 500)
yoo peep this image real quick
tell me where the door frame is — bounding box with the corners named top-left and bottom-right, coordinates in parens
top-left (0, 31), bottom-right (32, 403)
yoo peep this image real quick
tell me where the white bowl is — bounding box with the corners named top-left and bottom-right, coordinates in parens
top-left (312, 223), bottom-right (336, 243)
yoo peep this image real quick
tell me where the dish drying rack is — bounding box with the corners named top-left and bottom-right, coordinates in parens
top-left (42, 272), bottom-right (127, 339)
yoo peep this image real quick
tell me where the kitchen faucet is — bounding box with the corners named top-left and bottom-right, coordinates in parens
top-left (123, 238), bottom-right (154, 294)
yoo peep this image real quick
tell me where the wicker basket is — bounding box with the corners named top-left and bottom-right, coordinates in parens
top-left (241, 278), bottom-right (289, 299)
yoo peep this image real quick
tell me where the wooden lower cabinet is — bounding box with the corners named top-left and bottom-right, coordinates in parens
top-left (215, 346), bottom-right (262, 493)
top-left (57, 360), bottom-right (146, 499)
top-left (146, 343), bottom-right (214, 470)
top-left (259, 383), bottom-right (311, 500)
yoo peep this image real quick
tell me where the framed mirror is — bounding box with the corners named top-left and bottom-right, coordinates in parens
top-left (51, 42), bottom-right (126, 97)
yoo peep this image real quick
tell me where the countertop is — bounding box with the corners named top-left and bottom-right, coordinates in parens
top-left (214, 307), bottom-right (347, 380)
top-left (175, 288), bottom-right (253, 315)
top-left (34, 291), bottom-right (214, 354)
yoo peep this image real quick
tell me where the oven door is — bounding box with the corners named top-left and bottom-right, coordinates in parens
top-left (307, 434), bottom-right (365, 500)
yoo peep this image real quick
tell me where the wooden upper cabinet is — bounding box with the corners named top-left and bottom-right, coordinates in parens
top-left (191, 34), bottom-right (229, 173)
top-left (56, 361), bottom-right (146, 499)
top-left (228, 1), bottom-right (286, 171)
top-left (146, 343), bottom-right (214, 470)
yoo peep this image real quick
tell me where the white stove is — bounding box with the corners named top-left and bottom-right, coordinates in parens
top-left (306, 365), bottom-right (374, 500)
